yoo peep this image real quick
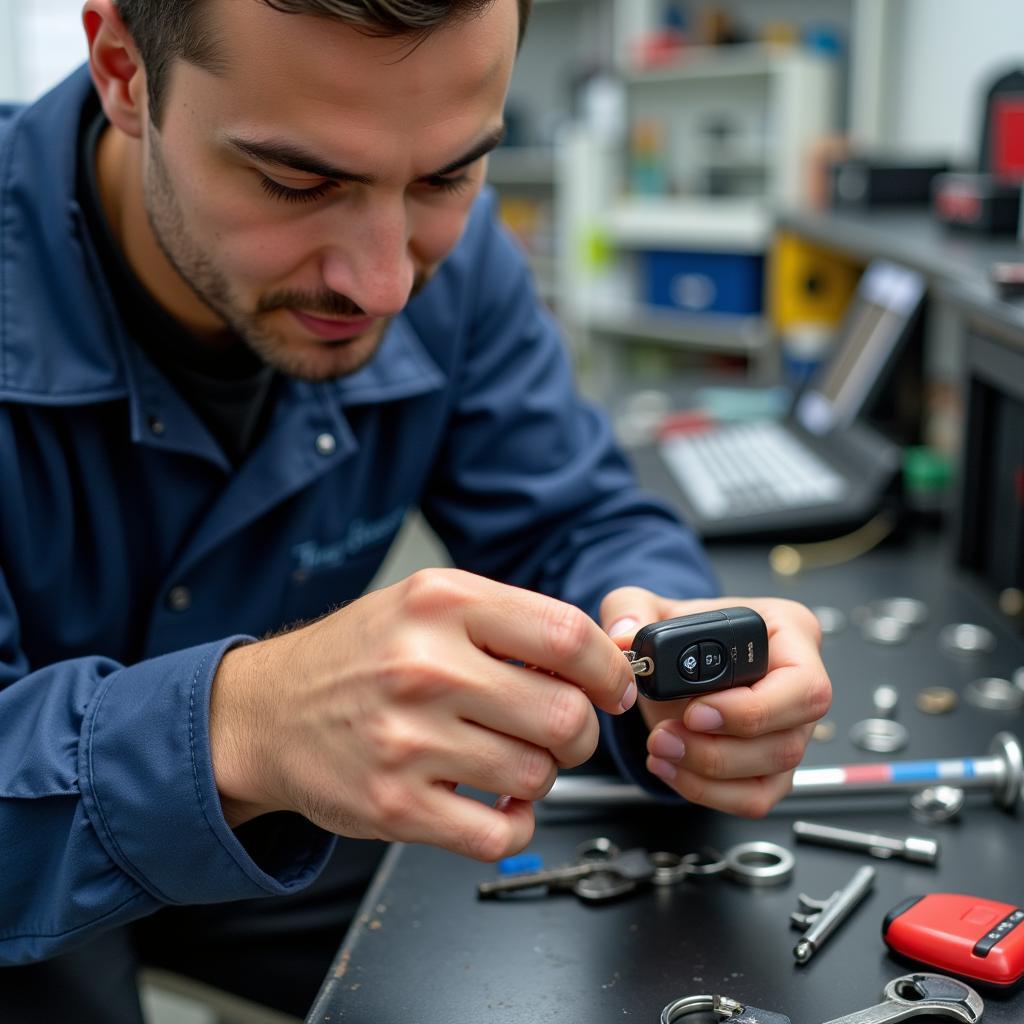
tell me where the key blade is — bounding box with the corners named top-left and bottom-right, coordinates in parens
top-left (476, 861), bottom-right (592, 897)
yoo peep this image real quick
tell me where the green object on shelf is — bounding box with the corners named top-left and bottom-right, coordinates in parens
top-left (903, 445), bottom-right (952, 494)
top-left (580, 226), bottom-right (615, 271)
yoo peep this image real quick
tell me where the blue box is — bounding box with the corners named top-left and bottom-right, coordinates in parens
top-left (640, 250), bottom-right (764, 315)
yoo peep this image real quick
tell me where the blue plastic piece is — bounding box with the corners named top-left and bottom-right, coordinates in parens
top-left (497, 852), bottom-right (544, 875)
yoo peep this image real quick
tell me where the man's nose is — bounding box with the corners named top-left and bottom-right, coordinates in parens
top-left (320, 197), bottom-right (416, 318)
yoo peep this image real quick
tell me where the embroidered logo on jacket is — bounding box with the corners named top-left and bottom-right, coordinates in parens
top-left (291, 506), bottom-right (407, 574)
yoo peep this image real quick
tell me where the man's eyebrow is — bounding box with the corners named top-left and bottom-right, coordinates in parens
top-left (226, 124), bottom-right (507, 185)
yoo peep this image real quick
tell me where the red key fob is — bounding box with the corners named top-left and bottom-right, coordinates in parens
top-left (883, 893), bottom-right (1024, 987)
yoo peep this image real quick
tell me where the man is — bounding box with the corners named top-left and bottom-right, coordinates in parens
top-left (0, 0), bottom-right (831, 1019)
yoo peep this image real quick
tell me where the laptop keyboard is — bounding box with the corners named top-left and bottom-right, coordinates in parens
top-left (660, 421), bottom-right (848, 521)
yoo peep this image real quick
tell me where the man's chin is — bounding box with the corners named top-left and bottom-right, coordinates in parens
top-left (248, 324), bottom-right (387, 381)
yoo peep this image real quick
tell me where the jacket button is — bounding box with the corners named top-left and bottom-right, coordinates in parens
top-left (315, 432), bottom-right (336, 456)
top-left (166, 586), bottom-right (192, 612)
top-left (148, 416), bottom-right (166, 436)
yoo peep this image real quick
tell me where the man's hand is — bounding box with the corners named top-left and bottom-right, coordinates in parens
top-left (208, 569), bottom-right (637, 861)
top-left (601, 589), bottom-right (831, 817)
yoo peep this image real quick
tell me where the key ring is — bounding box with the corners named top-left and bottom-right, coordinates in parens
top-left (574, 837), bottom-right (620, 862)
top-left (660, 993), bottom-right (743, 1023)
top-left (680, 847), bottom-right (728, 877)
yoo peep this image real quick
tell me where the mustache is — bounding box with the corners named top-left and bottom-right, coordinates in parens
top-left (258, 290), bottom-right (366, 317)
top-left (258, 270), bottom-right (432, 319)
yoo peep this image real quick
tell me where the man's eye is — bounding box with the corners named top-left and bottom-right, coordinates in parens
top-left (426, 174), bottom-right (471, 195)
top-left (259, 175), bottom-right (339, 204)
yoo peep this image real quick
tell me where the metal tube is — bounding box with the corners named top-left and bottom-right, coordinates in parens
top-left (543, 732), bottom-right (1023, 809)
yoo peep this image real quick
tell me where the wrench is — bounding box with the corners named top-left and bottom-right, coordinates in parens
top-left (822, 973), bottom-right (983, 1024)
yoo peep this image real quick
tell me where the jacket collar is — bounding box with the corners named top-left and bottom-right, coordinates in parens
top-left (0, 66), bottom-right (446, 411)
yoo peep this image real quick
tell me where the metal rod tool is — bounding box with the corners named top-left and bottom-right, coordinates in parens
top-left (792, 820), bottom-right (939, 864)
top-left (543, 732), bottom-right (1023, 809)
top-left (791, 864), bottom-right (876, 964)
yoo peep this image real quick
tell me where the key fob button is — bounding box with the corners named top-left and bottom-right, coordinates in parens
top-left (678, 645), bottom-right (700, 681)
top-left (699, 641), bottom-right (726, 681)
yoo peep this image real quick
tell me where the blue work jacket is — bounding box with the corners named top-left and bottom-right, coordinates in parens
top-left (0, 68), bottom-right (717, 964)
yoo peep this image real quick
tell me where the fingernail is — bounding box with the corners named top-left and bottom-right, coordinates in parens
top-left (607, 617), bottom-right (640, 637)
top-left (648, 756), bottom-right (677, 784)
top-left (687, 704), bottom-right (724, 732)
top-left (649, 730), bottom-right (686, 761)
top-left (619, 680), bottom-right (637, 713)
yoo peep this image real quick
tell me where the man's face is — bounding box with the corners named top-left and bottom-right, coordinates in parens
top-left (140, 0), bottom-right (517, 380)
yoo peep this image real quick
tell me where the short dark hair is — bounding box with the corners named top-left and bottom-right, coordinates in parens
top-left (113, 0), bottom-right (533, 125)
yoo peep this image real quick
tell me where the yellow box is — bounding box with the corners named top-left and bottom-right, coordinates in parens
top-left (769, 232), bottom-right (860, 331)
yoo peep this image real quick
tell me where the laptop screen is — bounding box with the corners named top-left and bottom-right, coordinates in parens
top-left (793, 260), bottom-right (926, 436)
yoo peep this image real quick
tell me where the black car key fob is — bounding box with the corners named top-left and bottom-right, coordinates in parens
top-left (626, 606), bottom-right (769, 700)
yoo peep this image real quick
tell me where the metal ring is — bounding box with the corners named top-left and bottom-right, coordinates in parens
top-left (861, 615), bottom-right (911, 645)
top-left (850, 717), bottom-right (909, 754)
top-left (965, 677), bottom-right (1023, 711)
top-left (939, 622), bottom-right (996, 656)
top-left (868, 597), bottom-right (929, 626)
top-left (680, 848), bottom-right (728, 876)
top-left (812, 606), bottom-right (847, 635)
top-left (649, 850), bottom-right (689, 886)
top-left (573, 837), bottom-right (620, 862)
top-left (723, 841), bottom-right (795, 886)
top-left (660, 994), bottom-right (742, 1024)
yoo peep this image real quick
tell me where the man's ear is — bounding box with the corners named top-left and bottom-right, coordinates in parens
top-left (82, 0), bottom-right (148, 138)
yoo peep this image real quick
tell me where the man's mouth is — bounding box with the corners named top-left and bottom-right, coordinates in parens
top-left (288, 309), bottom-right (375, 340)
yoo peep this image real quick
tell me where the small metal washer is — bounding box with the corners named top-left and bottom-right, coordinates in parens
top-left (965, 677), bottom-right (1023, 712)
top-left (915, 686), bottom-right (958, 715)
top-left (850, 717), bottom-right (909, 754)
top-left (939, 623), bottom-right (996, 656)
top-left (862, 616), bottom-right (911, 645)
top-left (872, 685), bottom-right (900, 718)
top-left (724, 841), bottom-right (795, 887)
top-left (812, 606), bottom-right (847, 635)
top-left (909, 786), bottom-right (965, 823)
top-left (868, 597), bottom-right (929, 626)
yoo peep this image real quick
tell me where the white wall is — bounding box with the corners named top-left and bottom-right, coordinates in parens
top-left (882, 0), bottom-right (1024, 163)
top-left (0, 0), bottom-right (88, 103)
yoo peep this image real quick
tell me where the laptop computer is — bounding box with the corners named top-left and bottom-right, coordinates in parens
top-left (656, 259), bottom-right (927, 539)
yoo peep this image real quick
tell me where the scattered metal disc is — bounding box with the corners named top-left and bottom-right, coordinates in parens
top-left (812, 606), bottom-right (847, 635)
top-left (862, 615), bottom-right (910, 645)
top-left (868, 597), bottom-right (929, 626)
top-left (939, 622), bottom-right (996, 656)
top-left (916, 686), bottom-right (959, 715)
top-left (812, 720), bottom-right (837, 742)
top-left (1013, 666), bottom-right (1024, 693)
top-left (965, 677), bottom-right (1023, 712)
top-left (909, 786), bottom-right (965, 823)
top-left (850, 717), bottom-right (909, 753)
top-left (872, 685), bottom-right (900, 718)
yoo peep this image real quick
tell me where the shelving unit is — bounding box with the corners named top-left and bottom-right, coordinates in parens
top-left (559, 41), bottom-right (836, 393)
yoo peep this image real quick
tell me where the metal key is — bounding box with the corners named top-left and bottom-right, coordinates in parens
top-left (822, 973), bottom-right (983, 1024)
top-left (476, 847), bottom-right (654, 898)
